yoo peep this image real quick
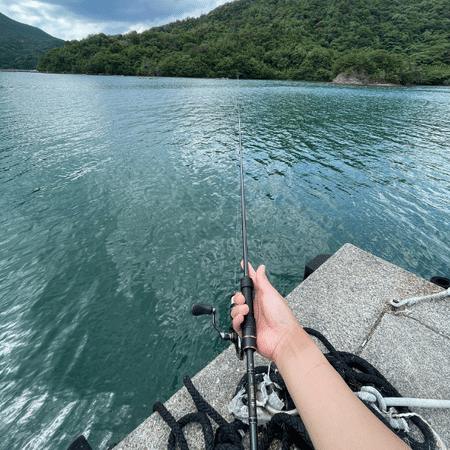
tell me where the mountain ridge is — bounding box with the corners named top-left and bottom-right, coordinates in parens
top-left (37, 0), bottom-right (450, 84)
top-left (0, 12), bottom-right (65, 70)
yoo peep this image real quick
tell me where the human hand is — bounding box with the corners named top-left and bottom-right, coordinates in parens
top-left (232, 266), bottom-right (412, 450)
top-left (231, 263), bottom-right (303, 362)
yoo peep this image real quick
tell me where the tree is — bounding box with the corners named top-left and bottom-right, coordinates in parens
top-left (36, 0), bottom-right (450, 84)
top-left (420, 63), bottom-right (450, 85)
top-left (294, 47), bottom-right (335, 81)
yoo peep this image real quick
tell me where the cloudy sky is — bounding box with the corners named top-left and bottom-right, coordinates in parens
top-left (0, 0), bottom-right (231, 41)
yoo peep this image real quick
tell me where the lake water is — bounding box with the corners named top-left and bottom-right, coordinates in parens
top-left (1, 73), bottom-right (449, 449)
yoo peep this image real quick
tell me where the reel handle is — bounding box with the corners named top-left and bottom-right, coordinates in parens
top-left (191, 302), bottom-right (241, 357)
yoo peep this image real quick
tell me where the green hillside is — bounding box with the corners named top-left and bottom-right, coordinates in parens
top-left (37, 0), bottom-right (450, 84)
top-left (0, 12), bottom-right (65, 70)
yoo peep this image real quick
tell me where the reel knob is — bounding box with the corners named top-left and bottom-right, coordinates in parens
top-left (191, 304), bottom-right (215, 316)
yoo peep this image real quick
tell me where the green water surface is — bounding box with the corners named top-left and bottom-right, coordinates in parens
top-left (1, 73), bottom-right (449, 449)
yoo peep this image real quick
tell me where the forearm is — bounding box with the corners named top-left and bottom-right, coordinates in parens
top-left (274, 326), bottom-right (411, 450)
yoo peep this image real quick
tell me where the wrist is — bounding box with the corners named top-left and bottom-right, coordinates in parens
top-left (273, 326), bottom-right (325, 373)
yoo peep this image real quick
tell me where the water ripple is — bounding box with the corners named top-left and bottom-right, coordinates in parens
top-left (1, 74), bottom-right (450, 449)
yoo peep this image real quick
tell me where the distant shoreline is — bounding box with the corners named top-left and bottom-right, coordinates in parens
top-left (0, 69), bottom-right (39, 73)
top-left (3, 70), bottom-right (449, 86)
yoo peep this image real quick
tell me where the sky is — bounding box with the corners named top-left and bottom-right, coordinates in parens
top-left (0, 0), bottom-right (231, 41)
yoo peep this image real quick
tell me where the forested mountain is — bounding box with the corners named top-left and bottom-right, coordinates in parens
top-left (0, 12), bottom-right (65, 70)
top-left (37, 0), bottom-right (450, 84)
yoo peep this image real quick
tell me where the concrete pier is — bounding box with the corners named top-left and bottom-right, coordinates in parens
top-left (115, 243), bottom-right (450, 449)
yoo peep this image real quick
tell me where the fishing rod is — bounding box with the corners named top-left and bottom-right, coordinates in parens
top-left (191, 89), bottom-right (258, 450)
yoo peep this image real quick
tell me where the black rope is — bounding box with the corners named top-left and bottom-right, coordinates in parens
top-left (183, 375), bottom-right (245, 449)
top-left (304, 328), bottom-right (436, 449)
top-left (153, 402), bottom-right (190, 450)
top-left (153, 328), bottom-right (440, 450)
top-left (153, 376), bottom-right (247, 450)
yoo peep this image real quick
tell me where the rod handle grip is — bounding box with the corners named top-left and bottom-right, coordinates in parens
top-left (241, 276), bottom-right (257, 350)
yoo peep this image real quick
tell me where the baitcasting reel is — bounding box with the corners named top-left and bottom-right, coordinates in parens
top-left (191, 303), bottom-right (244, 360)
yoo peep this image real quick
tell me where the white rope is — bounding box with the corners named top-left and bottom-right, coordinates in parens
top-left (384, 397), bottom-right (450, 408)
top-left (356, 387), bottom-right (409, 431)
top-left (390, 287), bottom-right (450, 308)
top-left (356, 386), bottom-right (449, 446)
top-left (356, 386), bottom-right (450, 410)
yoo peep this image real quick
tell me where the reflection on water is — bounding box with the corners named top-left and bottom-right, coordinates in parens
top-left (0, 73), bottom-right (449, 449)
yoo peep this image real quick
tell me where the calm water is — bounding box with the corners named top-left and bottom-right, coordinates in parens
top-left (1, 73), bottom-right (449, 449)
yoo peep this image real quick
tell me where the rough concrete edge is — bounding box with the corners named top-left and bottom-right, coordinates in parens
top-left (360, 312), bottom-right (450, 446)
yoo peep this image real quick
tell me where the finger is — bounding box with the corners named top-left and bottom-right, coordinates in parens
top-left (240, 260), bottom-right (256, 277)
top-left (232, 314), bottom-right (244, 334)
top-left (230, 295), bottom-right (237, 318)
top-left (242, 263), bottom-right (269, 292)
top-left (255, 264), bottom-right (271, 290)
top-left (248, 262), bottom-right (257, 278)
top-left (230, 294), bottom-right (245, 318)
top-left (231, 303), bottom-right (249, 318)
top-left (232, 305), bottom-right (249, 334)
top-left (231, 292), bottom-right (246, 305)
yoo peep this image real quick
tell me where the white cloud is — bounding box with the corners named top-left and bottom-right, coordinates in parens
top-left (1, 0), bottom-right (112, 40)
top-left (0, 0), bottom-right (232, 41)
top-left (124, 1), bottom-right (232, 35)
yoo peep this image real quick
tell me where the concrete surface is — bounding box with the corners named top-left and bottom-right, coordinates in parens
top-left (115, 243), bottom-right (450, 450)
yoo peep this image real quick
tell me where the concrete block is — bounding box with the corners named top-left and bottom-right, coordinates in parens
top-left (361, 313), bottom-right (450, 446)
top-left (286, 243), bottom-right (439, 353)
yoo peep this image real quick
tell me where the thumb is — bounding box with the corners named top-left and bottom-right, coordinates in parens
top-left (239, 261), bottom-right (270, 292)
top-left (240, 260), bottom-right (256, 277)
top-left (254, 264), bottom-right (271, 290)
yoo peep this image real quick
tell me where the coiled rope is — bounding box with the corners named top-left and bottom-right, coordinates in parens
top-left (153, 328), bottom-right (442, 450)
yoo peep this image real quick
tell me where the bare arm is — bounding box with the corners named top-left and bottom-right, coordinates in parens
top-left (231, 263), bottom-right (410, 450)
